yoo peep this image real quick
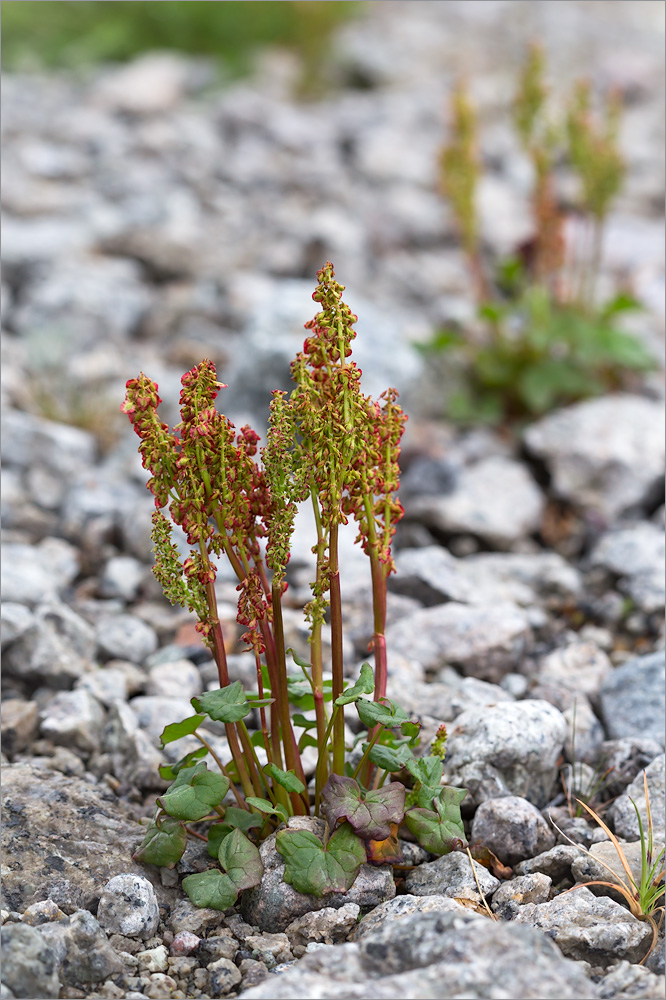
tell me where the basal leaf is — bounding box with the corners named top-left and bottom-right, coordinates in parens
top-left (160, 714), bottom-right (206, 747)
top-left (356, 698), bottom-right (409, 729)
top-left (336, 663), bottom-right (375, 706)
top-left (368, 742), bottom-right (414, 772)
top-left (159, 745), bottom-right (208, 781)
top-left (245, 796), bottom-right (290, 821)
top-left (405, 755), bottom-right (443, 788)
top-left (321, 774), bottom-right (405, 840)
top-left (287, 648), bottom-right (312, 670)
top-left (264, 763), bottom-right (306, 794)
top-left (182, 869), bottom-right (238, 911)
top-left (159, 763), bottom-right (229, 821)
top-left (133, 815), bottom-right (187, 868)
top-left (276, 822), bottom-right (366, 898)
top-left (218, 827), bottom-right (263, 891)
top-left (191, 681), bottom-right (251, 723)
top-left (207, 810), bottom-right (263, 857)
top-left (292, 714), bottom-right (318, 730)
top-left (404, 785), bottom-right (467, 856)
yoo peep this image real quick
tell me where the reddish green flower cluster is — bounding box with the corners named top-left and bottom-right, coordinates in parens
top-left (122, 262), bottom-right (407, 798)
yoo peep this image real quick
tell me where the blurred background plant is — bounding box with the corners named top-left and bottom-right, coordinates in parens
top-left (2, 0), bottom-right (358, 96)
top-left (420, 43), bottom-right (657, 426)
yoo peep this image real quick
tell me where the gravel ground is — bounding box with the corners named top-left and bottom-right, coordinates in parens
top-left (1, 3), bottom-right (664, 998)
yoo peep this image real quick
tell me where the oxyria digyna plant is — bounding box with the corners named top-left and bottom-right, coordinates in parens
top-left (122, 263), bottom-right (466, 909)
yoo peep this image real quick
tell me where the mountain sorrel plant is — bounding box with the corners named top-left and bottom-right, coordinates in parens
top-left (122, 263), bottom-right (467, 909)
top-left (423, 45), bottom-right (656, 425)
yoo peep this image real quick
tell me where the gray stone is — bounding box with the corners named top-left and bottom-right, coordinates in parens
top-left (350, 894), bottom-right (462, 941)
top-left (538, 641), bottom-right (613, 702)
top-left (571, 840), bottom-right (663, 896)
top-left (240, 817), bottom-right (395, 932)
top-left (463, 550), bottom-right (581, 608)
top-left (404, 850), bottom-right (500, 900)
top-left (561, 695), bottom-right (607, 765)
top-left (512, 885), bottom-right (653, 965)
top-left (21, 899), bottom-right (68, 925)
top-left (523, 395), bottom-right (665, 521)
top-left (1, 699), bottom-right (39, 754)
top-left (208, 956), bottom-right (242, 995)
top-left (1, 544), bottom-right (59, 606)
top-left (385, 601), bottom-right (531, 683)
top-left (0, 603), bottom-right (34, 651)
top-left (285, 904), bottom-right (360, 950)
top-left (97, 874), bottom-right (160, 940)
top-left (470, 796), bottom-right (556, 866)
top-left (0, 923), bottom-right (60, 998)
top-left (136, 944), bottom-right (169, 972)
top-left (609, 753), bottom-right (665, 842)
top-left (127, 695), bottom-right (196, 744)
top-left (99, 556), bottom-right (147, 602)
top-left (237, 906), bottom-right (598, 999)
top-left (38, 909), bottom-right (125, 985)
top-left (0, 763), bottom-right (172, 915)
top-left (101, 701), bottom-right (166, 791)
top-left (244, 932), bottom-right (293, 968)
top-left (443, 700), bottom-right (566, 808)
top-left (408, 457), bottom-right (544, 548)
top-left (599, 652), bottom-right (665, 741)
top-left (96, 614), bottom-right (158, 664)
top-left (3, 602), bottom-right (96, 688)
top-left (39, 689), bottom-right (106, 754)
top-left (515, 845), bottom-right (583, 883)
top-left (145, 660), bottom-right (203, 699)
top-left (598, 961), bottom-right (665, 1000)
top-left (591, 522), bottom-right (665, 614)
top-left (168, 899), bottom-right (226, 936)
top-left (75, 665), bottom-right (135, 706)
top-left (595, 737), bottom-right (665, 796)
top-left (0, 409), bottom-right (96, 479)
top-left (490, 873), bottom-right (552, 919)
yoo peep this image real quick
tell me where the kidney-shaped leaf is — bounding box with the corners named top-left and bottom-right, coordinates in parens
top-left (133, 815), bottom-right (187, 868)
top-left (182, 869), bottom-right (238, 911)
top-left (322, 774), bottom-right (405, 841)
top-left (336, 663), bottom-right (375, 707)
top-left (404, 785), bottom-right (467, 856)
top-left (191, 681), bottom-right (251, 723)
top-left (159, 763), bottom-right (229, 821)
top-left (160, 714), bottom-right (205, 747)
top-left (218, 827), bottom-right (263, 891)
top-left (276, 822), bottom-right (366, 898)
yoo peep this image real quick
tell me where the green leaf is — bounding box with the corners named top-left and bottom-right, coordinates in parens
top-left (160, 714), bottom-right (206, 747)
top-left (191, 681), bottom-right (251, 723)
top-left (134, 815), bottom-right (187, 868)
top-left (250, 731), bottom-right (267, 749)
top-left (159, 745), bottom-right (208, 781)
top-left (336, 663), bottom-right (375, 706)
top-left (276, 822), bottom-right (366, 897)
top-left (405, 755), bottom-right (443, 789)
top-left (368, 743), bottom-right (414, 772)
top-left (404, 786), bottom-right (468, 856)
top-left (206, 809), bottom-right (263, 857)
top-left (356, 698), bottom-right (409, 729)
top-left (246, 796), bottom-right (290, 822)
top-left (292, 714), bottom-right (318, 730)
top-left (218, 827), bottom-right (263, 891)
top-left (322, 774), bottom-right (405, 840)
top-left (182, 869), bottom-right (238, 911)
top-left (287, 648), bottom-right (312, 670)
top-left (159, 763), bottom-right (229, 821)
top-left (264, 763), bottom-right (306, 795)
top-left (298, 733), bottom-right (320, 752)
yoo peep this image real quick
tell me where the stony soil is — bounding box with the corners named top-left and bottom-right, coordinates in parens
top-left (1, 3), bottom-right (665, 999)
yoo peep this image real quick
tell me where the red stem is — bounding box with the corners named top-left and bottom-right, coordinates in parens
top-left (329, 522), bottom-right (345, 775)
